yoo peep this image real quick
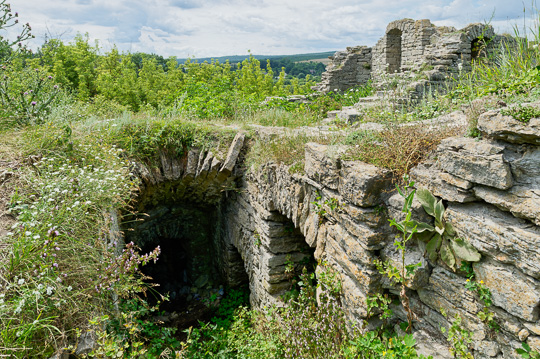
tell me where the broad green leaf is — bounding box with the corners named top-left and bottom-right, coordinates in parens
top-left (440, 240), bottom-right (456, 270)
top-left (402, 334), bottom-right (416, 348)
top-left (409, 220), bottom-right (434, 233)
top-left (451, 237), bottom-right (481, 262)
top-left (416, 230), bottom-right (434, 243)
top-left (445, 222), bottom-right (456, 237)
top-left (434, 200), bottom-right (445, 224)
top-left (426, 233), bottom-right (442, 262)
top-left (405, 262), bottom-right (422, 276)
top-left (416, 188), bottom-right (436, 217)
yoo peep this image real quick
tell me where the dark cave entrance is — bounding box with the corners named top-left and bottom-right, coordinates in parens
top-left (122, 201), bottom-right (249, 329)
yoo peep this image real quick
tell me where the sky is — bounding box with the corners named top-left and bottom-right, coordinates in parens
top-left (4, 0), bottom-right (537, 58)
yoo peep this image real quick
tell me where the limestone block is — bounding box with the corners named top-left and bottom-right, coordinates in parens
top-left (336, 269), bottom-right (371, 319)
top-left (510, 145), bottom-right (540, 184)
top-left (478, 109), bottom-right (540, 145)
top-left (417, 287), bottom-right (487, 341)
top-left (428, 267), bottom-right (480, 314)
top-left (337, 213), bottom-right (386, 250)
top-left (218, 132), bottom-right (245, 180)
top-left (446, 203), bottom-right (540, 279)
top-left (303, 212), bottom-right (319, 248)
top-left (474, 259), bottom-right (540, 321)
top-left (381, 243), bottom-right (431, 290)
top-left (473, 185), bottom-right (540, 225)
top-left (474, 340), bottom-right (501, 357)
top-left (413, 330), bottom-right (454, 359)
top-left (325, 234), bottom-right (379, 293)
top-left (524, 322), bottom-right (540, 336)
top-left (184, 147), bottom-right (200, 179)
top-left (528, 335), bottom-right (540, 352)
top-left (338, 160), bottom-right (390, 207)
top-left (410, 163), bottom-right (476, 203)
top-left (304, 142), bottom-right (346, 190)
top-left (341, 202), bottom-right (387, 228)
top-left (328, 224), bottom-right (377, 267)
top-left (437, 137), bottom-right (513, 190)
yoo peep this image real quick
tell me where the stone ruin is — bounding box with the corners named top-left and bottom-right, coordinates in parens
top-left (109, 18), bottom-right (538, 359)
top-left (314, 18), bottom-right (511, 98)
top-left (121, 100), bottom-right (540, 358)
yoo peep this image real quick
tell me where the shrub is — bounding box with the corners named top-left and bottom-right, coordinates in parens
top-left (0, 66), bottom-right (61, 126)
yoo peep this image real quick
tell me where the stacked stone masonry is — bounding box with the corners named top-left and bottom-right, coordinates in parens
top-left (128, 109), bottom-right (539, 357)
top-left (220, 105), bottom-right (539, 358)
top-left (314, 18), bottom-right (511, 98)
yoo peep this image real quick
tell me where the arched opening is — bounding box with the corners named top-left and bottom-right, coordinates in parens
top-left (122, 199), bottom-right (249, 329)
top-left (256, 211), bottom-right (316, 302)
top-left (386, 28), bottom-right (402, 73)
top-left (471, 37), bottom-right (490, 61)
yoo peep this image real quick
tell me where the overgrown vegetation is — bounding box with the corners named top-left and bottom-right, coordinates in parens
top-left (2, 1), bottom-right (540, 357)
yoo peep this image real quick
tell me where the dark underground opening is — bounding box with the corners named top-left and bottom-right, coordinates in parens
top-left (122, 201), bottom-right (249, 335)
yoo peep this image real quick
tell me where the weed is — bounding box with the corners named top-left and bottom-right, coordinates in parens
top-left (501, 104), bottom-right (540, 123)
top-left (414, 188), bottom-right (481, 271)
top-left (460, 262), bottom-right (499, 333)
top-left (517, 342), bottom-right (540, 359)
top-left (440, 309), bottom-right (474, 359)
top-left (376, 178), bottom-right (422, 332)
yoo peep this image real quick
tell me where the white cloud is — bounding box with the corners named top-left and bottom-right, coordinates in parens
top-left (5, 0), bottom-right (539, 58)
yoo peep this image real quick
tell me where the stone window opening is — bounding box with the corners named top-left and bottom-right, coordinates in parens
top-left (471, 37), bottom-right (490, 60)
top-left (386, 28), bottom-right (403, 73)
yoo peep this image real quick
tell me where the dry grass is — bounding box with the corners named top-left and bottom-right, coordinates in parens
top-left (344, 124), bottom-right (460, 180)
top-left (245, 132), bottom-right (339, 174)
top-left (462, 95), bottom-right (501, 137)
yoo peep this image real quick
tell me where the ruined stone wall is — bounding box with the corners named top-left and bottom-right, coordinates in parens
top-left (316, 18), bottom-right (513, 96)
top-left (221, 107), bottom-right (539, 358)
top-left (127, 108), bottom-right (538, 358)
top-left (372, 19), bottom-right (436, 76)
top-left (312, 46), bottom-right (372, 93)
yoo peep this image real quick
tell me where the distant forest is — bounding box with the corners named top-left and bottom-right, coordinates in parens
top-left (165, 51), bottom-right (337, 79)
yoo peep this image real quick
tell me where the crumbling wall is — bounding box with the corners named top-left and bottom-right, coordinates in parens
top-left (372, 19), bottom-right (436, 76)
top-left (128, 106), bottom-right (539, 358)
top-left (316, 18), bottom-right (513, 96)
top-left (312, 46), bottom-right (372, 93)
top-left (223, 106), bottom-right (540, 358)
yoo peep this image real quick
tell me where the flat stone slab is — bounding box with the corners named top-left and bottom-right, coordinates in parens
top-left (473, 185), bottom-right (540, 226)
top-left (478, 106), bottom-right (540, 145)
top-left (474, 258), bottom-right (540, 322)
top-left (437, 137), bottom-right (513, 190)
top-left (304, 142), bottom-right (347, 190)
top-left (446, 203), bottom-right (540, 279)
top-left (338, 160), bottom-right (390, 207)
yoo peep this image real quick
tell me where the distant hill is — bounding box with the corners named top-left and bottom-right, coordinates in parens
top-left (176, 51), bottom-right (337, 64)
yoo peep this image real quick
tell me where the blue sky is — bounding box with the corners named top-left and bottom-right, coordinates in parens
top-left (5, 0), bottom-right (536, 58)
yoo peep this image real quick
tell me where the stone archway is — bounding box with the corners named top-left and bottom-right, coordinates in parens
top-left (386, 28), bottom-right (403, 73)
